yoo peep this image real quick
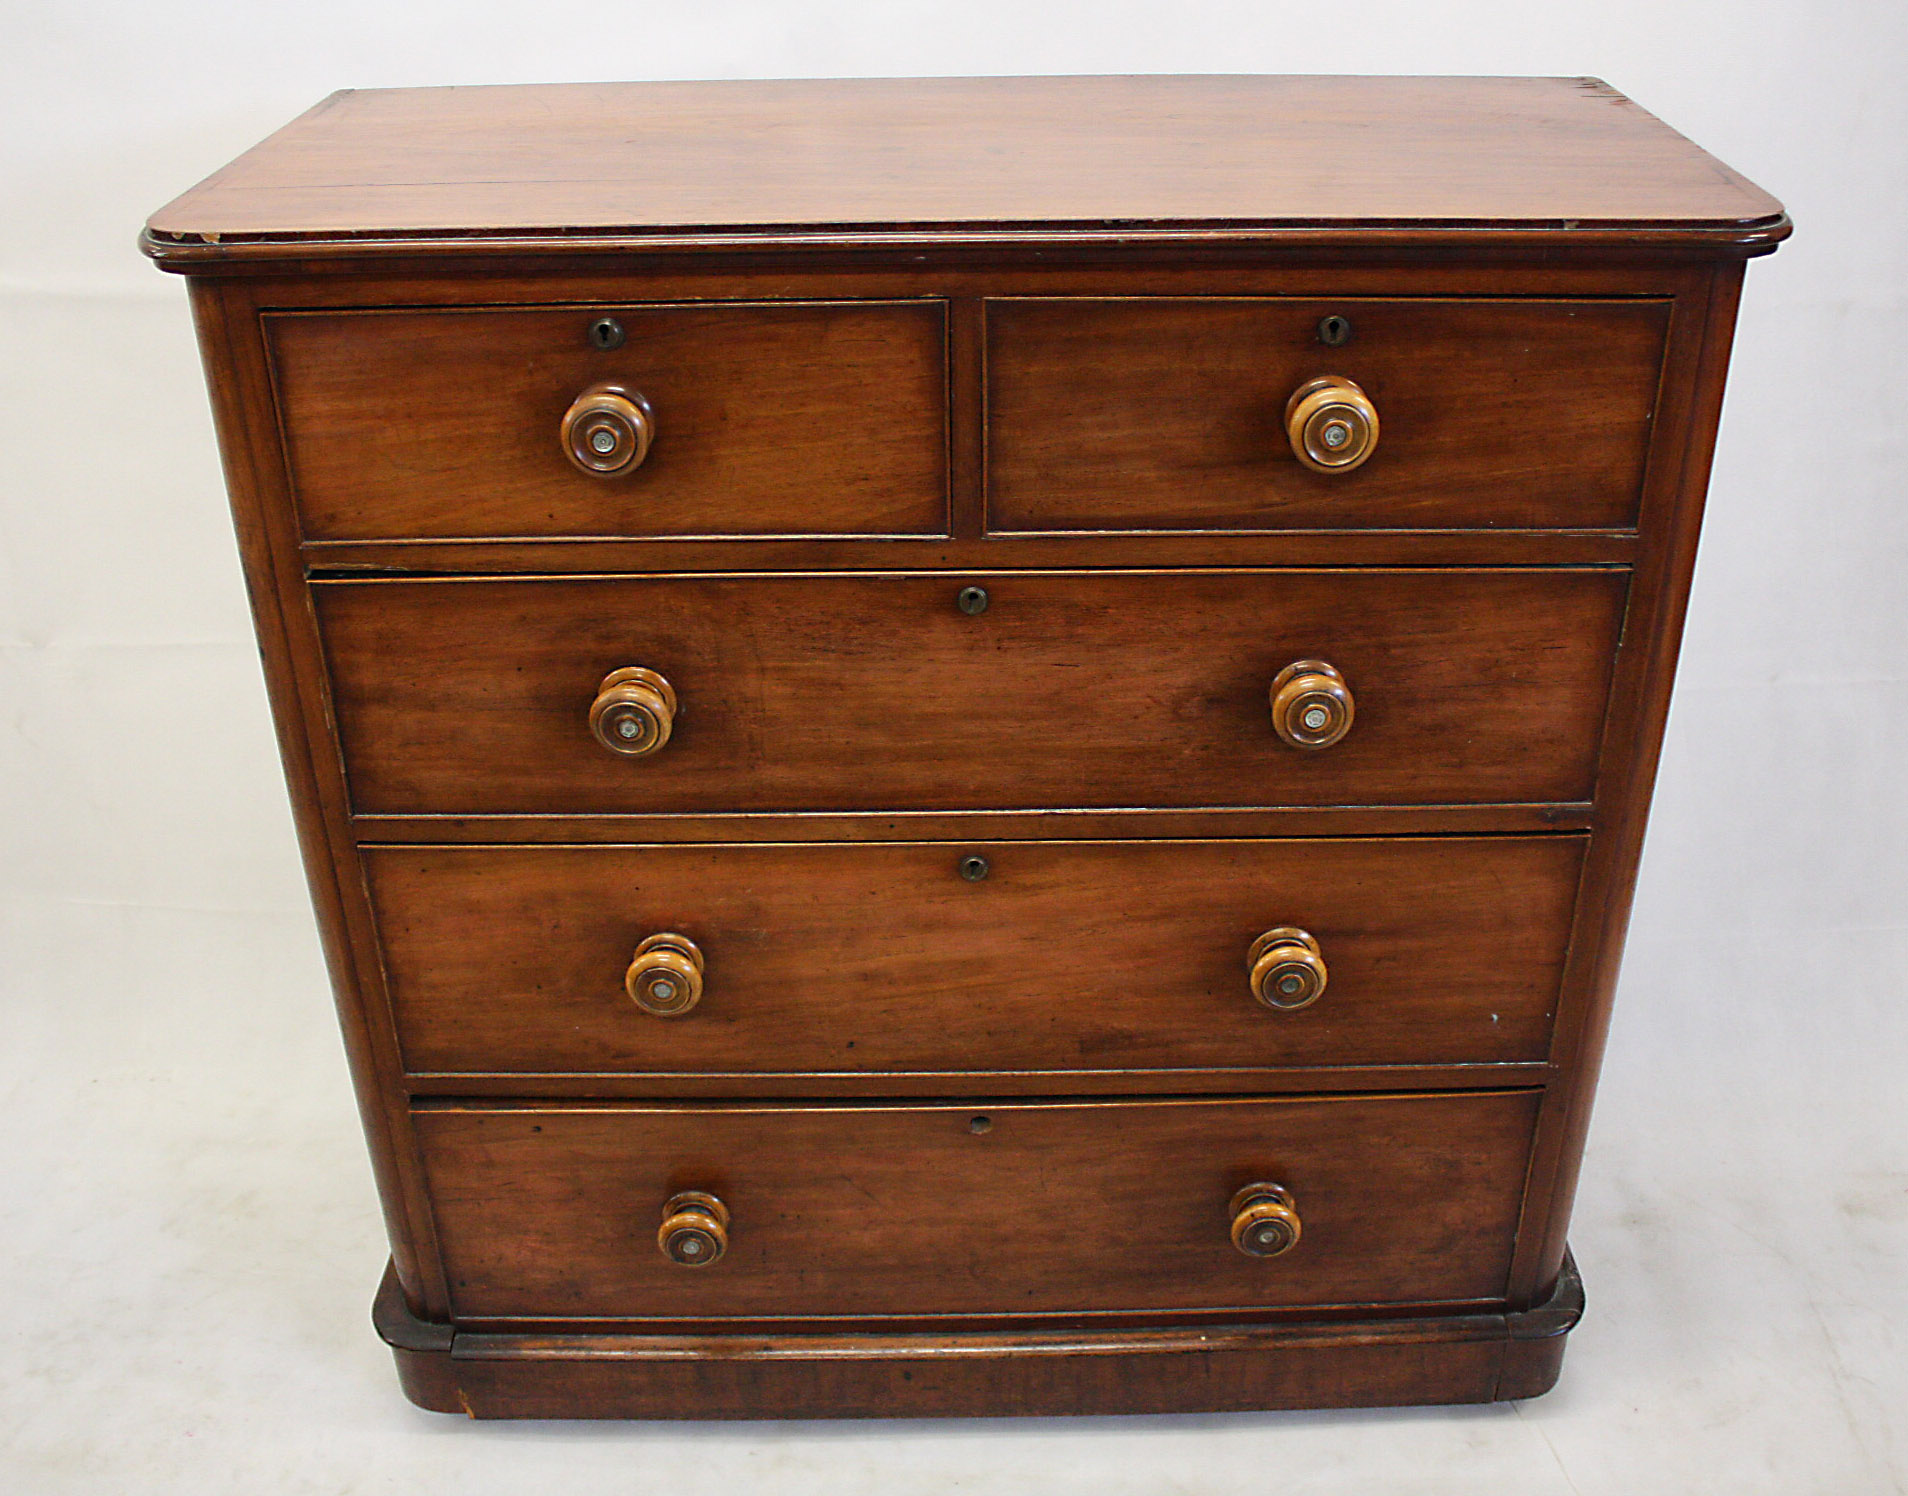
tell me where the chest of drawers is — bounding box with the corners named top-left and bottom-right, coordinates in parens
top-left (144, 75), bottom-right (1786, 1419)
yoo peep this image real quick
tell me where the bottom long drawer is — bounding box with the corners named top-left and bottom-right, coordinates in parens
top-left (415, 1091), bottom-right (1542, 1323)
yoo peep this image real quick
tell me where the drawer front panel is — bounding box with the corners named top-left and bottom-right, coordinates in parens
top-left (267, 301), bottom-right (949, 540)
top-left (370, 836), bottom-right (1584, 1076)
top-left (317, 569), bottom-right (1626, 815)
top-left (986, 298), bottom-right (1668, 532)
top-left (416, 1092), bottom-right (1542, 1321)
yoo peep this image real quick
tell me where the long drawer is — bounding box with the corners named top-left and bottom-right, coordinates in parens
top-left (266, 300), bottom-right (949, 541)
top-left (415, 1092), bottom-right (1543, 1322)
top-left (986, 297), bottom-right (1669, 532)
top-left (316, 569), bottom-right (1627, 815)
top-left (369, 835), bottom-right (1584, 1077)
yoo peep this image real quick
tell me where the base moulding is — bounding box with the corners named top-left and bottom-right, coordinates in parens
top-left (373, 1252), bottom-right (1583, 1419)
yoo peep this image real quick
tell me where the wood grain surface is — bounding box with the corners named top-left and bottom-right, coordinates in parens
top-left (414, 1091), bottom-right (1542, 1322)
top-left (987, 298), bottom-right (1668, 531)
top-left (145, 76), bottom-right (1785, 258)
top-left (266, 301), bottom-right (947, 540)
top-left (366, 835), bottom-right (1584, 1077)
top-left (313, 569), bottom-right (1628, 815)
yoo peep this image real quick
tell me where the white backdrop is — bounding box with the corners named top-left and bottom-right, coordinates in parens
top-left (3, 3), bottom-right (1904, 1492)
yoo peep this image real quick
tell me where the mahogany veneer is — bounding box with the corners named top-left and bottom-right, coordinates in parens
top-left (269, 301), bottom-right (949, 539)
top-left (416, 1093), bottom-right (1543, 1322)
top-left (314, 569), bottom-right (1627, 815)
top-left (986, 297), bottom-right (1670, 531)
top-left (369, 836), bottom-right (1584, 1078)
top-left (146, 74), bottom-right (1786, 1419)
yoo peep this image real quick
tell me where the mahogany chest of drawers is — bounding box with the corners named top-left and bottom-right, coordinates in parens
top-left (144, 75), bottom-right (1787, 1419)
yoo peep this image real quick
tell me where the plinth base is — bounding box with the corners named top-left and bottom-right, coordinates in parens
top-left (373, 1255), bottom-right (1582, 1420)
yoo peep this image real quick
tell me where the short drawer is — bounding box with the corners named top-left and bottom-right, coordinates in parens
top-left (415, 1091), bottom-right (1542, 1322)
top-left (266, 300), bottom-right (948, 540)
top-left (369, 836), bottom-right (1584, 1077)
top-left (986, 297), bottom-right (1668, 532)
top-left (316, 568), bottom-right (1626, 815)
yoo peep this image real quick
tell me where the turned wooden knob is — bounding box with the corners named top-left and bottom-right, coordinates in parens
top-left (561, 381), bottom-right (655, 476)
top-left (590, 666), bottom-right (677, 757)
top-left (1269, 659), bottom-right (1354, 750)
top-left (1247, 927), bottom-right (1328, 1011)
top-left (657, 1190), bottom-right (729, 1266)
top-left (625, 932), bottom-right (705, 1017)
top-left (1285, 375), bottom-right (1378, 472)
top-left (1230, 1182), bottom-right (1302, 1258)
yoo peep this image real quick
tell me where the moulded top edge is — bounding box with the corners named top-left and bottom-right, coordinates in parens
top-left (143, 76), bottom-right (1789, 270)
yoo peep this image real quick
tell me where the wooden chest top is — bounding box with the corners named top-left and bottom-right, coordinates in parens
top-left (144, 75), bottom-right (1786, 264)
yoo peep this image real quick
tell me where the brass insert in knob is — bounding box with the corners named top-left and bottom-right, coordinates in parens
top-left (1285, 375), bottom-right (1378, 473)
top-left (1269, 659), bottom-right (1354, 750)
top-left (625, 932), bottom-right (705, 1017)
top-left (1248, 927), bottom-right (1328, 1012)
top-left (657, 1190), bottom-right (729, 1266)
top-left (590, 666), bottom-right (677, 757)
top-left (1230, 1182), bottom-right (1302, 1258)
top-left (561, 381), bottom-right (656, 477)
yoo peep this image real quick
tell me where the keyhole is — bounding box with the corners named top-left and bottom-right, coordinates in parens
top-left (1317, 314), bottom-right (1353, 347)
